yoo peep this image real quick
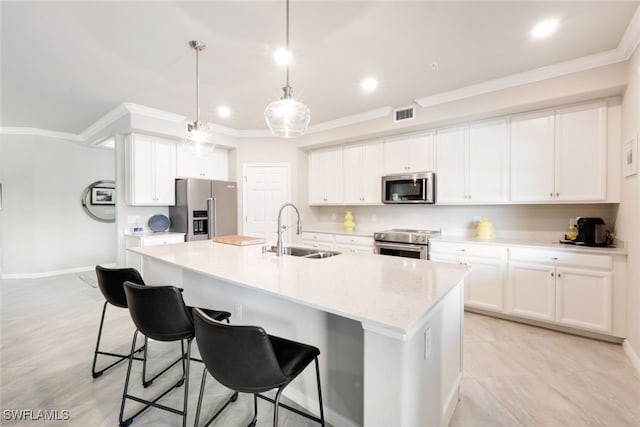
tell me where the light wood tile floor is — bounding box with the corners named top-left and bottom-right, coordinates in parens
top-left (2, 273), bottom-right (639, 426)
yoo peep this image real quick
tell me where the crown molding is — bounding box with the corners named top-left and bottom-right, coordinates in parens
top-left (78, 103), bottom-right (130, 142)
top-left (122, 102), bottom-right (186, 123)
top-left (619, 4), bottom-right (640, 59)
top-left (0, 126), bottom-right (81, 142)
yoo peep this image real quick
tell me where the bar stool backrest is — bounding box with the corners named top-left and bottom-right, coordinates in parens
top-left (193, 308), bottom-right (287, 393)
top-left (123, 282), bottom-right (194, 342)
top-left (95, 265), bottom-right (145, 308)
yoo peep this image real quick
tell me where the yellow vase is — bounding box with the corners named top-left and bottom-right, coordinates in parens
top-left (343, 211), bottom-right (355, 232)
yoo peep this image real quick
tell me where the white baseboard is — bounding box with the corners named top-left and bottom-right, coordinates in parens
top-left (1, 263), bottom-right (116, 280)
top-left (623, 339), bottom-right (640, 375)
top-left (283, 387), bottom-right (360, 427)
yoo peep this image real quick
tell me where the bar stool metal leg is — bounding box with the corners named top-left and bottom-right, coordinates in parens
top-left (141, 336), bottom-right (185, 388)
top-left (92, 301), bottom-right (144, 378)
top-left (194, 366), bottom-right (239, 427)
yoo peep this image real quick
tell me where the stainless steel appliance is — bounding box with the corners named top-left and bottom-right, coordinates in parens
top-left (169, 178), bottom-right (238, 241)
top-left (381, 172), bottom-right (436, 204)
top-left (373, 228), bottom-right (441, 260)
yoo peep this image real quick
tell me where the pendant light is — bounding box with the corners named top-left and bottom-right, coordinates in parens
top-left (184, 40), bottom-right (214, 155)
top-left (264, 0), bottom-right (310, 138)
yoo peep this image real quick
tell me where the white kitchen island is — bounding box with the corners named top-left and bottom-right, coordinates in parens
top-left (128, 241), bottom-right (470, 427)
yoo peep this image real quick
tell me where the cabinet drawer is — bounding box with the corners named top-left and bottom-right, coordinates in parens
top-left (300, 232), bottom-right (335, 243)
top-left (141, 235), bottom-right (185, 246)
top-left (334, 234), bottom-right (373, 247)
top-left (430, 241), bottom-right (507, 259)
top-left (509, 247), bottom-right (611, 270)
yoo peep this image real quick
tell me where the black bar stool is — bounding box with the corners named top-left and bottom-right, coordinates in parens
top-left (119, 282), bottom-right (231, 427)
top-left (92, 265), bottom-right (146, 378)
top-left (192, 307), bottom-right (325, 427)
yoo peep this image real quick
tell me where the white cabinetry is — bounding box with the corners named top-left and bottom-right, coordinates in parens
top-left (334, 234), bottom-right (374, 254)
top-left (176, 145), bottom-right (229, 180)
top-left (343, 141), bottom-right (384, 204)
top-left (510, 102), bottom-right (607, 202)
top-left (430, 241), bottom-right (507, 312)
top-left (125, 232), bottom-right (185, 273)
top-left (383, 132), bottom-right (434, 174)
top-left (435, 120), bottom-right (508, 204)
top-left (299, 232), bottom-right (335, 250)
top-left (125, 134), bottom-right (177, 206)
top-left (309, 147), bottom-right (343, 205)
top-left (507, 248), bottom-right (612, 333)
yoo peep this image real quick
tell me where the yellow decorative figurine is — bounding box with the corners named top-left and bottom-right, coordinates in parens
top-left (343, 211), bottom-right (355, 232)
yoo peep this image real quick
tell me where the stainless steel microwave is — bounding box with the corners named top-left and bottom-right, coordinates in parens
top-left (381, 172), bottom-right (436, 204)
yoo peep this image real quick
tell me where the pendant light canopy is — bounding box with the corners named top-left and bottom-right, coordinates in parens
top-left (185, 40), bottom-right (214, 155)
top-left (264, 0), bottom-right (310, 138)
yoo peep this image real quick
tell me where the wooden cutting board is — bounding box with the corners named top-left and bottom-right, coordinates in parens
top-left (212, 235), bottom-right (265, 246)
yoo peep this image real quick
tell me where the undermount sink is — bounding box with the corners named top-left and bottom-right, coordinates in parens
top-left (265, 245), bottom-right (341, 259)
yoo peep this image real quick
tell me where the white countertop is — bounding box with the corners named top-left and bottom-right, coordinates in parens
top-left (301, 225), bottom-right (376, 237)
top-left (435, 236), bottom-right (627, 256)
top-left (129, 241), bottom-right (470, 337)
top-left (125, 231), bottom-right (185, 239)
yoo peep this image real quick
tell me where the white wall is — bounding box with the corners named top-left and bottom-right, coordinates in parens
top-left (0, 134), bottom-right (116, 276)
top-left (615, 45), bottom-right (640, 361)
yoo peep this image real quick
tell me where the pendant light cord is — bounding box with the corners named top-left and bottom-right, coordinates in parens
top-left (195, 45), bottom-right (200, 123)
top-left (285, 0), bottom-right (290, 88)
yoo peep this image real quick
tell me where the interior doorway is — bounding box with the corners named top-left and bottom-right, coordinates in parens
top-left (242, 163), bottom-right (291, 243)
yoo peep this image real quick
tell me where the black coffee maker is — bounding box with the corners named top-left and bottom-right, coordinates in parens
top-left (576, 217), bottom-right (612, 246)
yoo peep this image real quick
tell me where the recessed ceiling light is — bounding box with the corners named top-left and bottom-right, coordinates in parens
top-left (361, 77), bottom-right (378, 92)
top-left (217, 106), bottom-right (231, 118)
top-left (273, 48), bottom-right (291, 65)
top-left (531, 18), bottom-right (559, 39)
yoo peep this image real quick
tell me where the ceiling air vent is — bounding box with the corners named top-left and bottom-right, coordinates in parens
top-left (394, 106), bottom-right (415, 122)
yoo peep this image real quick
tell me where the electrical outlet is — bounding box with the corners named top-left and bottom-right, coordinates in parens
top-left (372, 214), bottom-right (377, 222)
top-left (128, 215), bottom-right (140, 225)
top-left (331, 213), bottom-right (336, 220)
top-left (424, 328), bottom-right (432, 359)
top-left (472, 216), bottom-right (481, 224)
top-left (234, 302), bottom-right (243, 321)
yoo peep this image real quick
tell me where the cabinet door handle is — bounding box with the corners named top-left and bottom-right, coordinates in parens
top-left (551, 272), bottom-right (555, 277)
top-left (549, 193), bottom-right (553, 197)
top-left (556, 193), bottom-right (559, 197)
top-left (460, 249), bottom-right (466, 252)
top-left (551, 257), bottom-right (558, 260)
top-left (557, 273), bottom-right (561, 278)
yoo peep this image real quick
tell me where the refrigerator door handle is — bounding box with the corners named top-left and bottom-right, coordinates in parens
top-left (207, 197), bottom-right (217, 238)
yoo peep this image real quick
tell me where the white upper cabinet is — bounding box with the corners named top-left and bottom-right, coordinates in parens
top-left (436, 119), bottom-right (508, 204)
top-left (309, 146), bottom-right (343, 205)
top-left (343, 141), bottom-right (384, 204)
top-left (383, 132), bottom-right (434, 174)
top-left (125, 133), bottom-right (177, 206)
top-left (510, 110), bottom-right (556, 202)
top-left (510, 102), bottom-right (607, 203)
top-left (176, 145), bottom-right (229, 181)
top-left (435, 126), bottom-right (468, 203)
top-left (554, 102), bottom-right (607, 202)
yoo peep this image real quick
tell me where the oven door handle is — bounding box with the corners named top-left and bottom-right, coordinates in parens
top-left (375, 242), bottom-right (426, 251)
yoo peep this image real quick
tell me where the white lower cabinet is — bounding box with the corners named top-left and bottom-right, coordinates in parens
top-left (507, 247), bottom-right (613, 334)
top-left (507, 261), bottom-right (556, 321)
top-left (125, 232), bottom-right (185, 274)
top-left (432, 241), bottom-right (619, 336)
top-left (300, 231), bottom-right (374, 253)
top-left (555, 267), bottom-right (612, 333)
top-left (430, 241), bottom-right (507, 312)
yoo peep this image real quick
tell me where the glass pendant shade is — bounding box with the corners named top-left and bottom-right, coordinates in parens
top-left (184, 120), bottom-right (215, 156)
top-left (264, 87), bottom-right (310, 138)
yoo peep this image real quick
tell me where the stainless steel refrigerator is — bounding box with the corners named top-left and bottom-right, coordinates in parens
top-left (169, 178), bottom-right (238, 241)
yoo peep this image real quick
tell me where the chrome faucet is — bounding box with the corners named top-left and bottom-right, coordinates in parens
top-left (276, 203), bottom-right (302, 256)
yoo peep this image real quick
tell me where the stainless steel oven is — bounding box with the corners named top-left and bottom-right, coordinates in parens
top-left (373, 229), bottom-right (441, 260)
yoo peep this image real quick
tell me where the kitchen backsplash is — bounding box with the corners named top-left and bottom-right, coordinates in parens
top-left (306, 203), bottom-right (619, 242)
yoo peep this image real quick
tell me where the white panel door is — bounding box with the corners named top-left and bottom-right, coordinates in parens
top-left (243, 164), bottom-right (289, 243)
top-left (465, 256), bottom-right (505, 312)
top-left (343, 144), bottom-right (364, 203)
top-left (308, 151), bottom-right (325, 204)
top-left (408, 133), bottom-right (435, 172)
top-left (129, 134), bottom-right (155, 205)
top-left (323, 147), bottom-right (344, 203)
top-left (383, 137), bottom-right (410, 174)
top-left (362, 142), bottom-right (384, 203)
top-left (436, 126), bottom-right (468, 203)
top-left (507, 261), bottom-right (556, 321)
top-left (555, 267), bottom-right (612, 333)
top-left (468, 119), bottom-right (509, 203)
top-left (153, 138), bottom-right (177, 205)
top-left (555, 102), bottom-right (607, 202)
top-left (510, 111), bottom-right (555, 202)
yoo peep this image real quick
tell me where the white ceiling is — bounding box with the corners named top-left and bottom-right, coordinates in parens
top-left (1, 1), bottom-right (638, 135)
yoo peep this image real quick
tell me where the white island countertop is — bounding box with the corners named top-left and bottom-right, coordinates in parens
top-left (129, 240), bottom-right (470, 338)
